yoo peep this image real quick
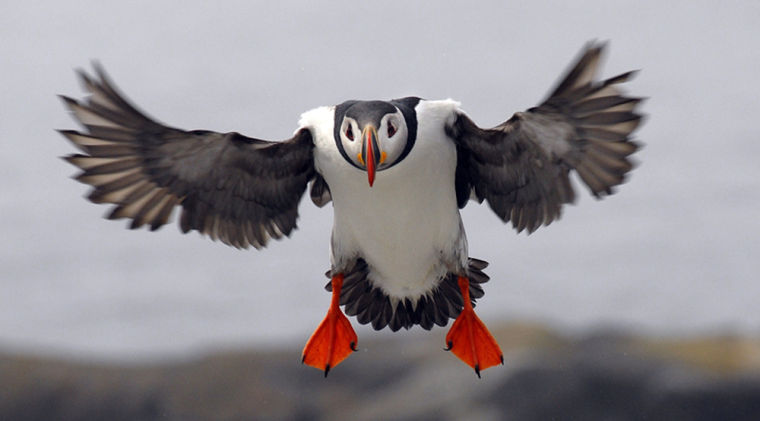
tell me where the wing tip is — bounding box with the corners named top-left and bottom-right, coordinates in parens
top-left (546, 40), bottom-right (646, 101)
top-left (57, 129), bottom-right (82, 147)
top-left (58, 94), bottom-right (78, 108)
top-left (582, 38), bottom-right (608, 58)
top-left (91, 60), bottom-right (115, 91)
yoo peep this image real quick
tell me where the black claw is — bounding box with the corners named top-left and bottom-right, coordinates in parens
top-left (474, 364), bottom-right (481, 379)
top-left (324, 364), bottom-right (331, 378)
top-left (301, 355), bottom-right (306, 364)
top-left (500, 355), bottom-right (505, 365)
top-left (444, 340), bottom-right (453, 351)
top-left (350, 341), bottom-right (357, 352)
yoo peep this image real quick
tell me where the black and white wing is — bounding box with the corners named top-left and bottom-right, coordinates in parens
top-left (450, 42), bottom-right (643, 233)
top-left (60, 65), bottom-right (315, 249)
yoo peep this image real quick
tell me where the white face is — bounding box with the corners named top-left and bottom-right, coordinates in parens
top-left (338, 108), bottom-right (408, 170)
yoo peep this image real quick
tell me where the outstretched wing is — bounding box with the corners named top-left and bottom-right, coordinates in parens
top-left (60, 64), bottom-right (316, 249)
top-left (450, 42), bottom-right (643, 233)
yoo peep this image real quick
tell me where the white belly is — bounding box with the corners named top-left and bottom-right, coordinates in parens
top-left (330, 150), bottom-right (464, 299)
top-left (305, 100), bottom-right (468, 300)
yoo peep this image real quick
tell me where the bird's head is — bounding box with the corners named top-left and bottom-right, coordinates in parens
top-left (334, 100), bottom-right (416, 187)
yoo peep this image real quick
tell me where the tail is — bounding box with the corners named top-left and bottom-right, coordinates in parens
top-left (325, 258), bottom-right (490, 332)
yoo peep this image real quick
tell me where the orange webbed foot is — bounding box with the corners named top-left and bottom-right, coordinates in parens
top-left (445, 276), bottom-right (503, 377)
top-left (302, 273), bottom-right (358, 376)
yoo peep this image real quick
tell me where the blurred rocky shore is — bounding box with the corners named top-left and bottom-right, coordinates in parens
top-left (2, 322), bottom-right (760, 421)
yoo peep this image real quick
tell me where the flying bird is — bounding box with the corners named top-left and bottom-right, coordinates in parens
top-left (60, 42), bottom-right (643, 377)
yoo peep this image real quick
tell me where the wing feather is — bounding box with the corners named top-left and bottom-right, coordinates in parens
top-left (61, 65), bottom-right (315, 248)
top-left (451, 42), bottom-right (643, 233)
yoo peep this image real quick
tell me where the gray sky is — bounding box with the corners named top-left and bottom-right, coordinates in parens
top-left (1, 1), bottom-right (759, 360)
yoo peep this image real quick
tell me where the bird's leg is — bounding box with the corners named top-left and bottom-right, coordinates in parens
top-left (445, 276), bottom-right (503, 377)
top-left (301, 273), bottom-right (358, 376)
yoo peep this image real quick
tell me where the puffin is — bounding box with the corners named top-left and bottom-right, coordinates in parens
top-left (60, 42), bottom-right (642, 377)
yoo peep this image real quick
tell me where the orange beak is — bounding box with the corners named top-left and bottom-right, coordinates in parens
top-left (360, 125), bottom-right (380, 187)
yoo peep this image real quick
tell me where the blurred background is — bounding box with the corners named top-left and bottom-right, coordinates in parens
top-left (1, 1), bottom-right (759, 420)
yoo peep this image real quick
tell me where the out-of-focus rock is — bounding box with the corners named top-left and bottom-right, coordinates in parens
top-left (1, 323), bottom-right (759, 421)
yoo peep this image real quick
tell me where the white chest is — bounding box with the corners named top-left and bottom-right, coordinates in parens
top-left (301, 100), bottom-right (468, 299)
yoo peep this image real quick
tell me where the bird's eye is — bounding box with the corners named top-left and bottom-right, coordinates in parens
top-left (387, 122), bottom-right (397, 138)
top-left (345, 126), bottom-right (354, 141)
